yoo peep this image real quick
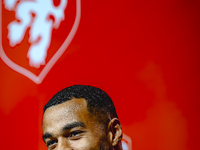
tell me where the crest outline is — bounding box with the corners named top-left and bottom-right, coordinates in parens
top-left (0, 0), bottom-right (81, 84)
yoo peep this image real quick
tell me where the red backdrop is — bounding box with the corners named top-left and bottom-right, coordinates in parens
top-left (0, 0), bottom-right (200, 150)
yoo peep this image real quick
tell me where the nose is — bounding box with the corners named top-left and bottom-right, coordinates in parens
top-left (56, 138), bottom-right (72, 150)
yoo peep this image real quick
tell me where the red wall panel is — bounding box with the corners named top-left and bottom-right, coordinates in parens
top-left (1, 0), bottom-right (200, 150)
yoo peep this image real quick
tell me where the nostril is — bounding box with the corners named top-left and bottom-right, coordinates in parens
top-left (53, 0), bottom-right (61, 7)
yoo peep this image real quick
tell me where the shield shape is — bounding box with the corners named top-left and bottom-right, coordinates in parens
top-left (0, 0), bottom-right (81, 84)
top-left (122, 133), bottom-right (132, 150)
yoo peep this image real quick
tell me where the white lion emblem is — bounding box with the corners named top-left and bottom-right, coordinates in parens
top-left (4, 0), bottom-right (68, 68)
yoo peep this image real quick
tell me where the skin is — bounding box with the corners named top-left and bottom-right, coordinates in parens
top-left (42, 98), bottom-right (122, 150)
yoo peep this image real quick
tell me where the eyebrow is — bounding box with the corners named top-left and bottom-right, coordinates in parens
top-left (62, 121), bottom-right (85, 131)
top-left (43, 122), bottom-right (85, 141)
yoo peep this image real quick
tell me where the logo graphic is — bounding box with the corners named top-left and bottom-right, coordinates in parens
top-left (0, 0), bottom-right (81, 84)
top-left (122, 133), bottom-right (132, 150)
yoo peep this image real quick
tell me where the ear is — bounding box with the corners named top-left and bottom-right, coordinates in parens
top-left (107, 118), bottom-right (123, 147)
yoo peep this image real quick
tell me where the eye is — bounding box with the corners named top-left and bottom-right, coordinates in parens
top-left (68, 131), bottom-right (84, 138)
top-left (47, 140), bottom-right (57, 147)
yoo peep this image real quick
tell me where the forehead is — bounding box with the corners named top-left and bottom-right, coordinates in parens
top-left (43, 98), bottom-right (88, 118)
top-left (42, 98), bottom-right (91, 132)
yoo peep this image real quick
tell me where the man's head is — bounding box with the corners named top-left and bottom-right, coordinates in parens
top-left (42, 85), bottom-right (123, 150)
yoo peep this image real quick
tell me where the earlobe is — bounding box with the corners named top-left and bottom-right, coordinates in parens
top-left (107, 118), bottom-right (123, 147)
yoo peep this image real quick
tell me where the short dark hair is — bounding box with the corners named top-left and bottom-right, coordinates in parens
top-left (43, 85), bottom-right (118, 124)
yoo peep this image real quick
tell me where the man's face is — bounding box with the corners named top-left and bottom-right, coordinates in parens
top-left (42, 98), bottom-right (111, 150)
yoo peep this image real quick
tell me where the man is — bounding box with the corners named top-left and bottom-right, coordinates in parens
top-left (42, 85), bottom-right (123, 150)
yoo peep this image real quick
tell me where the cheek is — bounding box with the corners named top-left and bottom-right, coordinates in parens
top-left (69, 139), bottom-right (94, 150)
top-left (69, 136), bottom-right (103, 150)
